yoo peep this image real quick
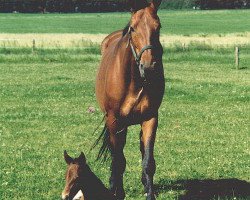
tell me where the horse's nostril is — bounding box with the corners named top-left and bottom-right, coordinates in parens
top-left (141, 61), bottom-right (157, 69)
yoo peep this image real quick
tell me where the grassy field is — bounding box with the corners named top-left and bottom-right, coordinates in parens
top-left (0, 45), bottom-right (249, 200)
top-left (0, 10), bottom-right (250, 35)
top-left (0, 9), bottom-right (250, 200)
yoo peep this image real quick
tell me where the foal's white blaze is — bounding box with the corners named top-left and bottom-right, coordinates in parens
top-left (61, 193), bottom-right (66, 200)
top-left (73, 190), bottom-right (83, 200)
top-left (61, 190), bottom-right (83, 200)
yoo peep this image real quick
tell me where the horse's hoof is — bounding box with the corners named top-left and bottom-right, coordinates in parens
top-left (114, 192), bottom-right (125, 200)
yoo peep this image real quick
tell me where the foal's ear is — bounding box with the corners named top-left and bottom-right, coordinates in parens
top-left (128, 0), bottom-right (148, 12)
top-left (64, 150), bottom-right (73, 165)
top-left (151, 0), bottom-right (162, 10)
top-left (77, 152), bottom-right (86, 165)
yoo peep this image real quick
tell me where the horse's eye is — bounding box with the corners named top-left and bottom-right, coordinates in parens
top-left (129, 27), bottom-right (135, 33)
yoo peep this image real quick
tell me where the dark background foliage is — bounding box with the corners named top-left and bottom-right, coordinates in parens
top-left (0, 0), bottom-right (249, 13)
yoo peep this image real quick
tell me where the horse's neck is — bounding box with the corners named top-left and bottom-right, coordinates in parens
top-left (102, 34), bottom-right (142, 94)
top-left (80, 165), bottom-right (114, 200)
top-left (115, 35), bottom-right (139, 84)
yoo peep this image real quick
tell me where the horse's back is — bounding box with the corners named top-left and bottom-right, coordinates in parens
top-left (101, 30), bottom-right (122, 55)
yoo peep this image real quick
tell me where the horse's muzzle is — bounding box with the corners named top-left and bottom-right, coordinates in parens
top-left (140, 61), bottom-right (157, 75)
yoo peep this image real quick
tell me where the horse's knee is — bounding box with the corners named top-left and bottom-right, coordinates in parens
top-left (117, 153), bottom-right (126, 173)
top-left (111, 151), bottom-right (126, 175)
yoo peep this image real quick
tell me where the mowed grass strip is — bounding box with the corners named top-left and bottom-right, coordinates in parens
top-left (0, 45), bottom-right (249, 199)
top-left (0, 10), bottom-right (250, 35)
top-left (1, 33), bottom-right (250, 48)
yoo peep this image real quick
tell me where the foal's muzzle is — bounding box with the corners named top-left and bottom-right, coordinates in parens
top-left (62, 190), bottom-right (83, 200)
top-left (61, 195), bottom-right (69, 200)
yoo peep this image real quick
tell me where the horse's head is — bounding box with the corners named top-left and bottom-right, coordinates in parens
top-left (127, 0), bottom-right (162, 74)
top-left (62, 151), bottom-right (85, 200)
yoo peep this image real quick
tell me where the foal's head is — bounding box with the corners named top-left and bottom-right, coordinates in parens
top-left (62, 151), bottom-right (86, 200)
top-left (127, 0), bottom-right (162, 71)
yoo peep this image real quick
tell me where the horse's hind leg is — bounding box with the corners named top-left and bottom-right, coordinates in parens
top-left (107, 114), bottom-right (127, 200)
top-left (140, 116), bottom-right (158, 200)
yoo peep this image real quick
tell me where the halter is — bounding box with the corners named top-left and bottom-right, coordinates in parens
top-left (128, 29), bottom-right (154, 81)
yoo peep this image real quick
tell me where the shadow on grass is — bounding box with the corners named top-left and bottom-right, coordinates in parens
top-left (155, 178), bottom-right (250, 200)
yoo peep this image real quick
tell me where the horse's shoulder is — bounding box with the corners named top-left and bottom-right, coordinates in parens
top-left (101, 30), bottom-right (123, 55)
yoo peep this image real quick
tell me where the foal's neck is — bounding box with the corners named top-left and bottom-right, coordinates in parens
top-left (80, 165), bottom-right (115, 200)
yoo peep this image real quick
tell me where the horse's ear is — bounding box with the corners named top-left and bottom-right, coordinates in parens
top-left (64, 150), bottom-right (73, 165)
top-left (78, 152), bottom-right (86, 165)
top-left (151, 0), bottom-right (162, 10)
top-left (128, 0), bottom-right (148, 12)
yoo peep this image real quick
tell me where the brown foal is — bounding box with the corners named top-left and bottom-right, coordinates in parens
top-left (62, 151), bottom-right (116, 200)
top-left (95, 0), bottom-right (164, 200)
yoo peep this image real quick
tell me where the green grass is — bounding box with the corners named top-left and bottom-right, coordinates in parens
top-left (0, 10), bottom-right (250, 35)
top-left (0, 45), bottom-right (249, 200)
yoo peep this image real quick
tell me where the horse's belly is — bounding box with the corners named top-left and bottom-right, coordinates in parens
top-left (95, 49), bottom-right (115, 112)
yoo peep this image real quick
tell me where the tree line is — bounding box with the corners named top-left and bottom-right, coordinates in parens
top-left (160, 0), bottom-right (249, 9)
top-left (0, 0), bottom-right (128, 13)
top-left (0, 0), bottom-right (249, 13)
top-left (195, 0), bottom-right (249, 9)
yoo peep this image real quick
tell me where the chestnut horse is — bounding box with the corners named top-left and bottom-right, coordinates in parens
top-left (95, 0), bottom-right (164, 199)
top-left (62, 151), bottom-right (116, 200)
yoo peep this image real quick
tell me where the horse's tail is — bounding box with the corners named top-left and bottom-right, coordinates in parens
top-left (91, 124), bottom-right (111, 161)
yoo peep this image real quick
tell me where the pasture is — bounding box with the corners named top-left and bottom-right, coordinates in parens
top-left (0, 10), bottom-right (250, 35)
top-left (0, 10), bottom-right (250, 200)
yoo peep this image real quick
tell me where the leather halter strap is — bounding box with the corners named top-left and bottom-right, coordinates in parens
top-left (129, 40), bottom-right (154, 65)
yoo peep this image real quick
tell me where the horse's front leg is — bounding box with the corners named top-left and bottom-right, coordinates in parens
top-left (107, 115), bottom-right (127, 200)
top-left (140, 116), bottom-right (158, 200)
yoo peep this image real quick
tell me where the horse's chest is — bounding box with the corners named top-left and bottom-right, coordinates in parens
top-left (120, 92), bottom-right (156, 119)
top-left (136, 95), bottom-right (152, 113)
